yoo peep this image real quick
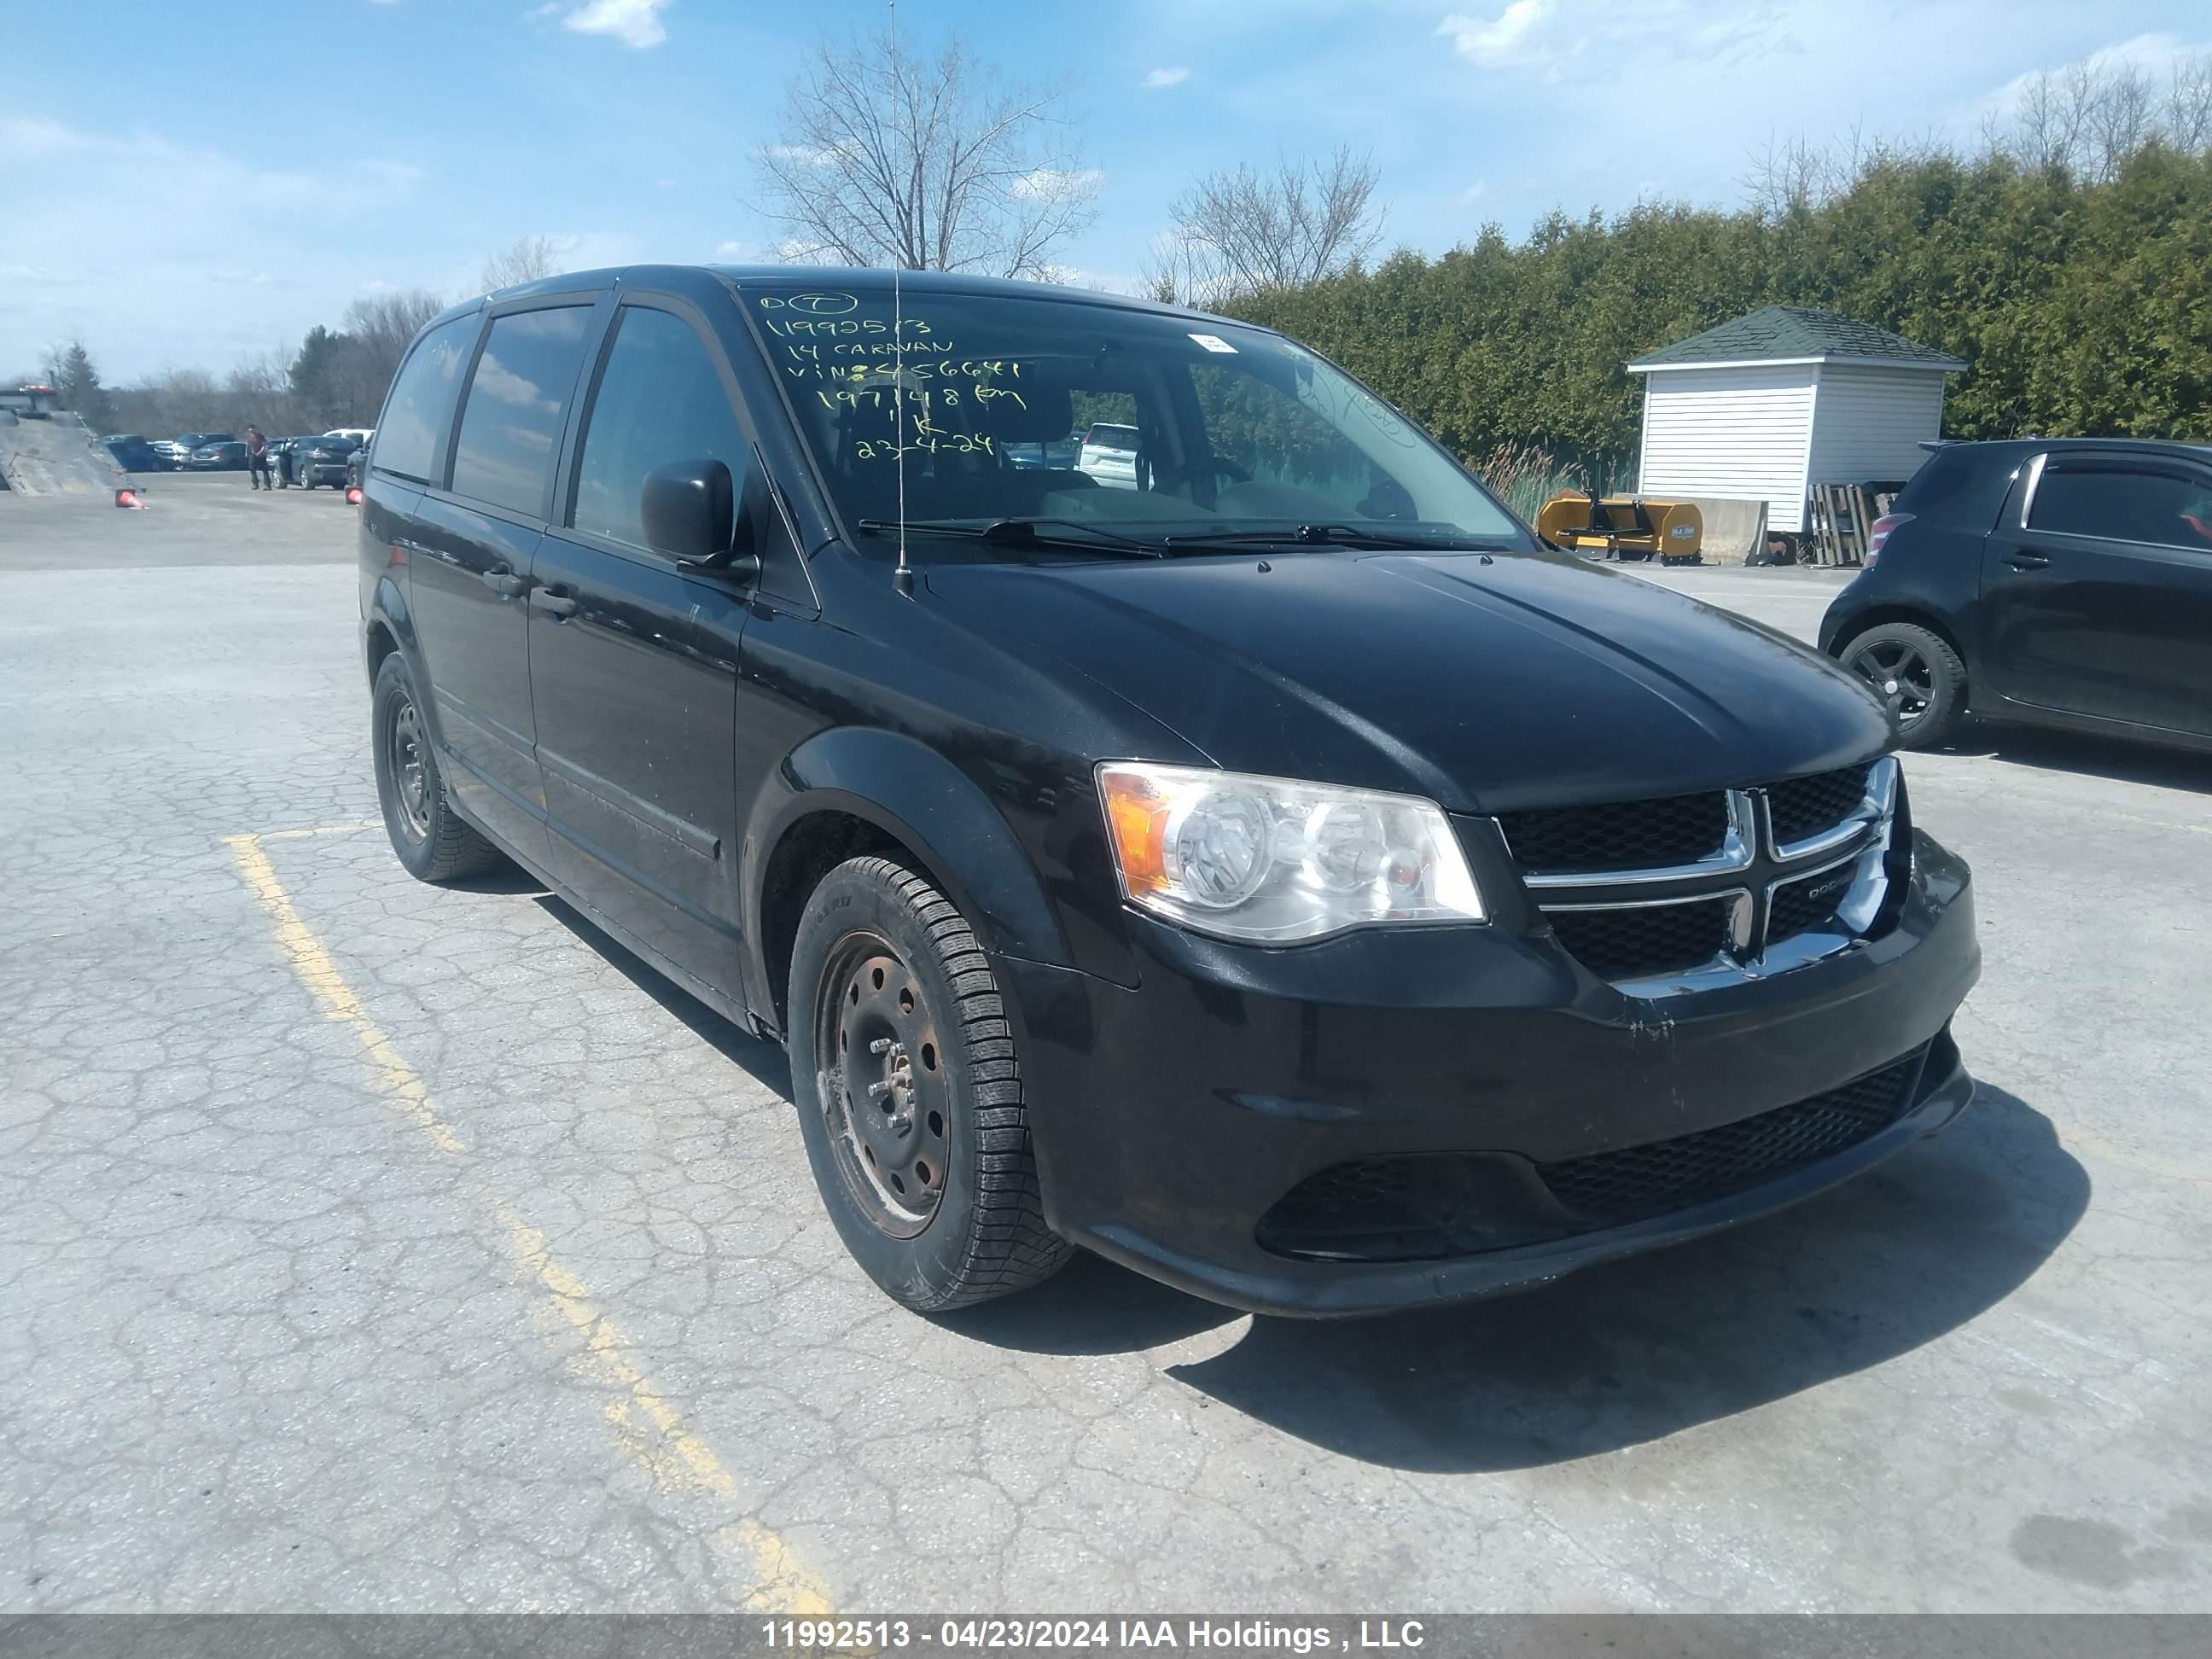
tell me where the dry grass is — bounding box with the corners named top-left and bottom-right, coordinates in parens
top-left (1473, 440), bottom-right (1632, 523)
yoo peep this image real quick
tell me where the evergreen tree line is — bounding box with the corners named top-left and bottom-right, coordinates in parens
top-left (1221, 138), bottom-right (2212, 492)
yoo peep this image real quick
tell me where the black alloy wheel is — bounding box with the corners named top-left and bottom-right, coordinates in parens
top-left (1839, 620), bottom-right (1966, 748)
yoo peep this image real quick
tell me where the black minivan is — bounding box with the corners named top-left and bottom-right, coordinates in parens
top-left (358, 265), bottom-right (1979, 1317)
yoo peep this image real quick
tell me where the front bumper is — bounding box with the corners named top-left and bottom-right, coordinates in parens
top-left (1003, 829), bottom-right (1978, 1317)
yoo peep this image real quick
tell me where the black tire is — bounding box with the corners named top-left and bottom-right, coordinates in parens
top-left (300, 474), bottom-right (314, 491)
top-left (789, 856), bottom-right (1072, 1312)
top-left (371, 653), bottom-right (504, 881)
top-left (1839, 621), bottom-right (1968, 748)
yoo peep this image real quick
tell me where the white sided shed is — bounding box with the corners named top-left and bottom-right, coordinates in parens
top-left (1627, 307), bottom-right (1965, 533)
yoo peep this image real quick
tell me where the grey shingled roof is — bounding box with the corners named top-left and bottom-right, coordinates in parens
top-left (1627, 306), bottom-right (1966, 371)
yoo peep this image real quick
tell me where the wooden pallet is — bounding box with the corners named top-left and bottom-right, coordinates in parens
top-left (1808, 484), bottom-right (1873, 566)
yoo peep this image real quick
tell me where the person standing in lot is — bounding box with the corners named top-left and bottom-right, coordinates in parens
top-left (245, 426), bottom-right (271, 491)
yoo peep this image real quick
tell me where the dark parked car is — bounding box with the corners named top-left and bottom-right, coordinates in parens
top-left (358, 266), bottom-right (1978, 1318)
top-left (100, 434), bottom-right (169, 472)
top-left (186, 439), bottom-right (248, 470)
top-left (285, 434), bottom-right (360, 490)
top-left (1820, 439), bottom-right (2212, 752)
top-left (158, 430), bottom-right (236, 467)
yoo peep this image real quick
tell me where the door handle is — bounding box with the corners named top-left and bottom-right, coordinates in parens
top-left (480, 568), bottom-right (528, 597)
top-left (530, 586), bottom-right (579, 619)
top-left (2005, 551), bottom-right (2052, 570)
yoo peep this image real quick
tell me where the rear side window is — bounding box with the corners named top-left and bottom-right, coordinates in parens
top-left (571, 306), bottom-right (750, 552)
top-left (449, 306), bottom-right (594, 517)
top-left (1894, 447), bottom-right (2009, 526)
top-left (373, 314), bottom-right (477, 483)
top-left (2030, 464), bottom-right (2212, 552)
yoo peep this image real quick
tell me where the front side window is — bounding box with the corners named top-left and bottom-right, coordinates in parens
top-left (573, 306), bottom-right (750, 552)
top-left (748, 285), bottom-right (1522, 552)
top-left (449, 306), bottom-right (594, 517)
top-left (2030, 463), bottom-right (2212, 552)
top-left (372, 314), bottom-right (477, 483)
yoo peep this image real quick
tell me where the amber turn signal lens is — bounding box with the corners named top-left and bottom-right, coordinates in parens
top-left (1101, 771), bottom-right (1171, 894)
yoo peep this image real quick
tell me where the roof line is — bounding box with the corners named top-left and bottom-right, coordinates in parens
top-left (1628, 352), bottom-right (1967, 374)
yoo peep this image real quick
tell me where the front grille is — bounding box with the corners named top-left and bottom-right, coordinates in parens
top-left (1535, 1045), bottom-right (1929, 1223)
top-left (1549, 899), bottom-right (1732, 981)
top-left (1769, 867), bottom-right (1852, 944)
top-left (1767, 763), bottom-right (1872, 845)
top-left (1497, 790), bottom-right (1728, 874)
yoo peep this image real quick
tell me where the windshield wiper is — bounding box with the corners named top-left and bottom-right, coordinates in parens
top-left (1157, 523), bottom-right (1512, 552)
top-left (857, 517), bottom-right (1166, 558)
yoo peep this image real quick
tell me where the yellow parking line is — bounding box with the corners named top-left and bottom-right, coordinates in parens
top-left (223, 830), bottom-right (832, 1614)
top-left (255, 821), bottom-right (382, 841)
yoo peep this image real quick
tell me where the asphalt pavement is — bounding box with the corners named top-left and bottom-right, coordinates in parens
top-left (3, 476), bottom-right (2209, 1613)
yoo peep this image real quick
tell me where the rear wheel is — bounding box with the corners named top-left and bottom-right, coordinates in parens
top-left (1840, 621), bottom-right (1967, 748)
top-left (789, 856), bottom-right (1071, 1312)
top-left (371, 653), bottom-right (504, 881)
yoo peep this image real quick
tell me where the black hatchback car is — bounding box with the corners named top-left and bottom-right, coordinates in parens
top-left (358, 266), bottom-right (1979, 1317)
top-left (1821, 438), bottom-right (2212, 752)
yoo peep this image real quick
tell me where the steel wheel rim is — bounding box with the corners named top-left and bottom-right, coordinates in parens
top-left (814, 931), bottom-right (949, 1239)
top-left (1849, 640), bottom-right (1936, 725)
top-left (388, 695), bottom-right (432, 842)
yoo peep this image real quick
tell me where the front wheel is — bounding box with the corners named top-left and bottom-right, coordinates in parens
top-left (1839, 621), bottom-right (1967, 748)
top-left (789, 856), bottom-right (1072, 1312)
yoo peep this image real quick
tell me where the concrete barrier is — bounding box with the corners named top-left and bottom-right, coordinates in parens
top-left (1678, 497), bottom-right (1769, 564)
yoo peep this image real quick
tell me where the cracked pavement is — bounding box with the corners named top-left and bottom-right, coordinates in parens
top-left (3, 475), bottom-right (2209, 1612)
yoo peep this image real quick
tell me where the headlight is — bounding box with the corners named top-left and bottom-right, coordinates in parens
top-left (1097, 762), bottom-right (1486, 943)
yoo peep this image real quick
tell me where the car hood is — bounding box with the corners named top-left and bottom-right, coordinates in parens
top-left (922, 549), bottom-right (1891, 813)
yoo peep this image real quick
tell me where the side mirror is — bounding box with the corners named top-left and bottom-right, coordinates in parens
top-left (641, 457), bottom-right (759, 577)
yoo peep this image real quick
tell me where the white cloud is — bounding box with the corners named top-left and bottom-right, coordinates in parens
top-left (1437, 0), bottom-right (1552, 68)
top-left (560, 0), bottom-right (668, 49)
top-left (0, 118), bottom-right (436, 377)
top-left (0, 116), bottom-right (89, 154)
top-left (1010, 167), bottom-right (1104, 201)
top-left (1458, 179), bottom-right (1490, 202)
top-left (1143, 67), bottom-right (1190, 88)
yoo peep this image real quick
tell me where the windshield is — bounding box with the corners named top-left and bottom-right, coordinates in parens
top-left (747, 285), bottom-right (1526, 551)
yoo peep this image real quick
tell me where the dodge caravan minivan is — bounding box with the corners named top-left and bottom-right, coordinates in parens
top-left (358, 265), bottom-right (1979, 1317)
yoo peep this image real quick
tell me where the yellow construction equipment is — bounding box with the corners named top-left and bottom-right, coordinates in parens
top-left (1536, 492), bottom-right (1704, 564)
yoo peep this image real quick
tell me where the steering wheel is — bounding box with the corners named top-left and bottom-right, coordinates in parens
top-left (1149, 453), bottom-right (1253, 492)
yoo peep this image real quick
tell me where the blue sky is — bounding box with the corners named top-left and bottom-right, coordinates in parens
top-left (3, 0), bottom-right (2208, 380)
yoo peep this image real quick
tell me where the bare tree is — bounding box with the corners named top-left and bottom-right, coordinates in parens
top-left (335, 290), bottom-right (445, 423)
top-left (2085, 60), bottom-right (2155, 180)
top-left (2162, 50), bottom-right (2212, 154)
top-left (480, 235), bottom-right (559, 292)
top-left (1993, 49), bottom-right (2212, 175)
top-left (1151, 146), bottom-right (1383, 304)
top-left (752, 28), bottom-right (1097, 276)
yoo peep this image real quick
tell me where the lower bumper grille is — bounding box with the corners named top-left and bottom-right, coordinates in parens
top-left (1255, 1042), bottom-right (1933, 1263)
top-left (1535, 1044), bottom-right (1930, 1223)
